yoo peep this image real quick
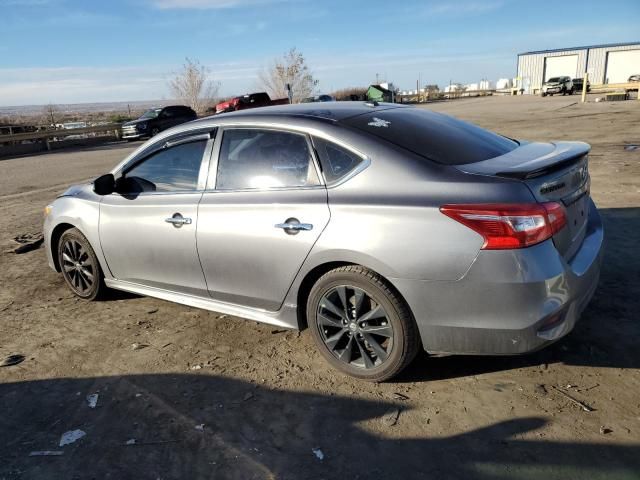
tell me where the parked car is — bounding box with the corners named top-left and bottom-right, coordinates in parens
top-left (628, 74), bottom-right (640, 82)
top-left (541, 76), bottom-right (574, 96)
top-left (44, 103), bottom-right (603, 381)
top-left (301, 94), bottom-right (335, 103)
top-left (121, 106), bottom-right (197, 140)
top-left (572, 77), bottom-right (591, 93)
top-left (215, 92), bottom-right (288, 114)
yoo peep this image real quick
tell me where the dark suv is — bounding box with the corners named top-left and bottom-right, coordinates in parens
top-left (122, 105), bottom-right (197, 140)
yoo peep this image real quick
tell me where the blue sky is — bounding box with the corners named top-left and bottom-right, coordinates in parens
top-left (0, 0), bottom-right (638, 106)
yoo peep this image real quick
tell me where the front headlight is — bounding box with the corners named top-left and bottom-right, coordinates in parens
top-left (44, 204), bottom-right (53, 217)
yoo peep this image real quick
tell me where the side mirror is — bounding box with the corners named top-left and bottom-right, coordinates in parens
top-left (93, 173), bottom-right (115, 195)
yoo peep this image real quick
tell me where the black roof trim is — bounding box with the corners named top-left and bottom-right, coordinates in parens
top-left (518, 41), bottom-right (640, 56)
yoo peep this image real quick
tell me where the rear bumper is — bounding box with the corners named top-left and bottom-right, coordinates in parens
top-left (392, 199), bottom-right (603, 355)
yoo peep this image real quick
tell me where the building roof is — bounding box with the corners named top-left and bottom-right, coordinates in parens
top-left (518, 41), bottom-right (640, 56)
top-left (368, 84), bottom-right (393, 93)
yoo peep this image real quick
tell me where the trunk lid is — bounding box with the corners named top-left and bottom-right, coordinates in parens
top-left (456, 141), bottom-right (591, 259)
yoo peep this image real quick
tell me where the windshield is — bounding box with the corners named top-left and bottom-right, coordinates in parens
top-left (341, 107), bottom-right (518, 166)
top-left (547, 77), bottom-right (560, 83)
top-left (140, 108), bottom-right (161, 119)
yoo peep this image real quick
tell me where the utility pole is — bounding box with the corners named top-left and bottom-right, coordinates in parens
top-left (581, 72), bottom-right (589, 103)
top-left (376, 73), bottom-right (380, 84)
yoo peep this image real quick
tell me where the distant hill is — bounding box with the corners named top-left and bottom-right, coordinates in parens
top-left (0, 100), bottom-right (178, 117)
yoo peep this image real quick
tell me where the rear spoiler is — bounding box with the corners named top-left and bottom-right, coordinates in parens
top-left (456, 141), bottom-right (590, 180)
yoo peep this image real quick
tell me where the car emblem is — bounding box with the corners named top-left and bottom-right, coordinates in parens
top-left (368, 117), bottom-right (391, 128)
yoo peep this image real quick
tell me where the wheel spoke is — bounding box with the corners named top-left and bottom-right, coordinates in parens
top-left (80, 267), bottom-right (94, 281)
top-left (325, 329), bottom-right (348, 350)
top-left (337, 335), bottom-right (354, 362)
top-left (355, 336), bottom-right (375, 368)
top-left (361, 323), bottom-right (393, 337)
top-left (336, 286), bottom-right (351, 318)
top-left (353, 289), bottom-right (365, 318)
top-left (363, 333), bottom-right (389, 361)
top-left (62, 252), bottom-right (74, 264)
top-left (62, 264), bottom-right (75, 273)
top-left (320, 297), bottom-right (346, 320)
top-left (358, 305), bottom-right (385, 323)
top-left (318, 313), bottom-right (343, 328)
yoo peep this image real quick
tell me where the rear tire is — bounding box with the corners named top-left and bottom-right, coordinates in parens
top-left (58, 228), bottom-right (106, 301)
top-left (307, 266), bottom-right (420, 382)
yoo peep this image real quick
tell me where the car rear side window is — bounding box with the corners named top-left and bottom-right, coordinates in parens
top-left (216, 129), bottom-right (321, 190)
top-left (123, 140), bottom-right (207, 193)
top-left (340, 108), bottom-right (518, 165)
top-left (313, 137), bottom-right (364, 184)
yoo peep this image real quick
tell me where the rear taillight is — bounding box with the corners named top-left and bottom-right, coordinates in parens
top-left (440, 202), bottom-right (567, 250)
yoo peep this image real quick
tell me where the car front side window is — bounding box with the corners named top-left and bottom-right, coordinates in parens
top-left (215, 129), bottom-right (321, 190)
top-left (120, 139), bottom-right (207, 194)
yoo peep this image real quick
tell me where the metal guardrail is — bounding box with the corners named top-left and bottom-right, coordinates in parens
top-left (0, 123), bottom-right (122, 144)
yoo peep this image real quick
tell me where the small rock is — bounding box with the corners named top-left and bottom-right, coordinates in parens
top-left (59, 429), bottom-right (86, 447)
top-left (191, 364), bottom-right (202, 370)
top-left (600, 426), bottom-right (613, 435)
top-left (86, 393), bottom-right (99, 409)
top-left (131, 343), bottom-right (148, 351)
top-left (217, 314), bottom-right (227, 319)
top-left (392, 393), bottom-right (409, 401)
top-left (312, 447), bottom-right (324, 460)
top-left (147, 308), bottom-right (159, 314)
top-left (534, 384), bottom-right (547, 396)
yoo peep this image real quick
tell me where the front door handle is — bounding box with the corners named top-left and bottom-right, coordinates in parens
top-left (165, 213), bottom-right (192, 228)
top-left (275, 218), bottom-right (313, 235)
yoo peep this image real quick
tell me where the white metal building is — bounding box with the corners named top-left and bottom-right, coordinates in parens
top-left (517, 42), bottom-right (640, 94)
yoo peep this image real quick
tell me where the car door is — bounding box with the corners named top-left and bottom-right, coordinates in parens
top-left (99, 133), bottom-right (213, 296)
top-left (197, 127), bottom-right (330, 311)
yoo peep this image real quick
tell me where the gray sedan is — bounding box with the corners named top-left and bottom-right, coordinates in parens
top-left (44, 103), bottom-right (603, 381)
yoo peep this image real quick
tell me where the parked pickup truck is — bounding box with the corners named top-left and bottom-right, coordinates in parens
top-left (215, 92), bottom-right (289, 114)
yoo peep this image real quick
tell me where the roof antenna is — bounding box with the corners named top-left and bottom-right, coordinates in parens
top-left (364, 101), bottom-right (379, 107)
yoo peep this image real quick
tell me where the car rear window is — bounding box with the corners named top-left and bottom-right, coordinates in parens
top-left (340, 108), bottom-right (517, 165)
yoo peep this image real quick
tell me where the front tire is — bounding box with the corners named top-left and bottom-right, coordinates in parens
top-left (58, 228), bottom-right (106, 300)
top-left (151, 127), bottom-right (160, 137)
top-left (307, 266), bottom-right (420, 382)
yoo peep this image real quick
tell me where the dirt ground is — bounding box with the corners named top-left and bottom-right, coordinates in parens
top-left (1, 95), bottom-right (639, 479)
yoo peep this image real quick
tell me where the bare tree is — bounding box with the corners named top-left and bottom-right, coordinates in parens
top-left (258, 48), bottom-right (316, 103)
top-left (43, 103), bottom-right (58, 127)
top-left (169, 58), bottom-right (220, 114)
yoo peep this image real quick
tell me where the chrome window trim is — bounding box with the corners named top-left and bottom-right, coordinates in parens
top-left (109, 132), bottom-right (214, 197)
top-left (110, 120), bottom-right (371, 189)
top-left (206, 126), bottom-right (326, 193)
top-left (112, 127), bottom-right (216, 176)
top-left (310, 136), bottom-right (371, 188)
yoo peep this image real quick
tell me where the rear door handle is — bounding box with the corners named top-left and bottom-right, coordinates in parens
top-left (165, 213), bottom-right (192, 228)
top-left (275, 218), bottom-right (313, 235)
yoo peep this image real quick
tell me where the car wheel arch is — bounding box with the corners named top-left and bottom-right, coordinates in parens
top-left (50, 222), bottom-right (77, 272)
top-left (295, 261), bottom-right (416, 335)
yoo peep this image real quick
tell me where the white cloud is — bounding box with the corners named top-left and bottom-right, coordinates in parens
top-left (151, 0), bottom-right (287, 9)
top-left (0, 63), bottom-right (261, 106)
